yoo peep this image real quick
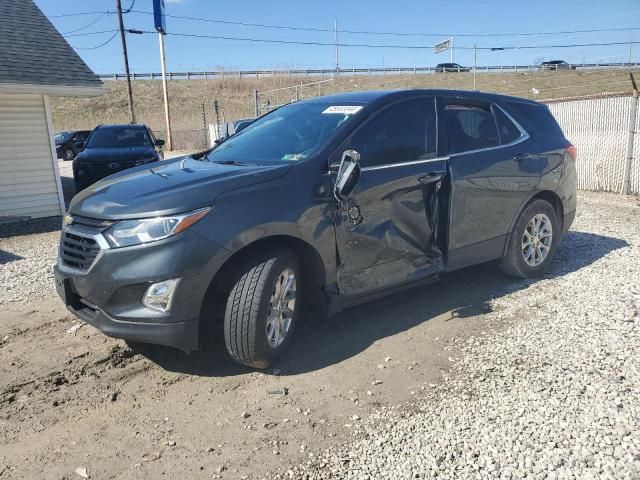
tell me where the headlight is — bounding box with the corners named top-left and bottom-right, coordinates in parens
top-left (104, 207), bottom-right (211, 248)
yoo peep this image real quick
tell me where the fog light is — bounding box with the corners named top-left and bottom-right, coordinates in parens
top-left (143, 278), bottom-right (180, 313)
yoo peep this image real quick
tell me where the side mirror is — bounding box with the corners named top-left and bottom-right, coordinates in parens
top-left (75, 141), bottom-right (85, 150)
top-left (334, 149), bottom-right (361, 201)
top-left (155, 139), bottom-right (165, 147)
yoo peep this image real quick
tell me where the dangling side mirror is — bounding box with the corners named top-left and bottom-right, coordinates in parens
top-left (334, 149), bottom-right (361, 202)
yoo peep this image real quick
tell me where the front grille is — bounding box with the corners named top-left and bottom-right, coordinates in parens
top-left (87, 161), bottom-right (137, 176)
top-left (70, 215), bottom-right (114, 230)
top-left (60, 232), bottom-right (101, 271)
top-left (59, 216), bottom-right (113, 272)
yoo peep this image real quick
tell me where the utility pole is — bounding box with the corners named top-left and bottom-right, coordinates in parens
top-left (158, 31), bottom-right (172, 149)
top-left (473, 44), bottom-right (477, 90)
top-left (116, 0), bottom-right (135, 123)
top-left (622, 72), bottom-right (638, 195)
top-left (334, 18), bottom-right (339, 74)
top-left (450, 36), bottom-right (454, 63)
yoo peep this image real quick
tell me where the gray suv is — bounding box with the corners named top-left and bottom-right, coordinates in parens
top-left (54, 89), bottom-right (577, 368)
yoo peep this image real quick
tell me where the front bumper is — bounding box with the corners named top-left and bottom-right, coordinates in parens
top-left (59, 285), bottom-right (199, 351)
top-left (54, 228), bottom-right (231, 352)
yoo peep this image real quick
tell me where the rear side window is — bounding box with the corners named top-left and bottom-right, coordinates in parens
top-left (493, 106), bottom-right (522, 144)
top-left (351, 97), bottom-right (437, 168)
top-left (444, 104), bottom-right (499, 154)
top-left (506, 101), bottom-right (565, 139)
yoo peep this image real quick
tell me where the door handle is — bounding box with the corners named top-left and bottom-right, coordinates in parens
top-left (419, 171), bottom-right (445, 184)
top-left (513, 153), bottom-right (533, 162)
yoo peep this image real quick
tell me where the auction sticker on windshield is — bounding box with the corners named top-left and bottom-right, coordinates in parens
top-left (322, 106), bottom-right (363, 115)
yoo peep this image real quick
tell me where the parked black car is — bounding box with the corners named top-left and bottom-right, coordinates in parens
top-left (72, 124), bottom-right (164, 192)
top-left (540, 60), bottom-right (576, 71)
top-left (55, 130), bottom-right (92, 161)
top-left (435, 63), bottom-right (470, 72)
top-left (55, 90), bottom-right (576, 369)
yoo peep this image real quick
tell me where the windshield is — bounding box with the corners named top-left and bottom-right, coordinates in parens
top-left (205, 101), bottom-right (363, 164)
top-left (55, 132), bottom-right (71, 143)
top-left (86, 127), bottom-right (152, 148)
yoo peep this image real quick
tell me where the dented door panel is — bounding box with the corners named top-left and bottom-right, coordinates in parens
top-left (335, 159), bottom-right (446, 296)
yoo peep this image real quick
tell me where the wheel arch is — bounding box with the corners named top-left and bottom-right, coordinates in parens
top-left (199, 235), bottom-right (327, 326)
top-left (502, 190), bottom-right (564, 257)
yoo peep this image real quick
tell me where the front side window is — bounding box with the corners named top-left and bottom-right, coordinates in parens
top-left (205, 101), bottom-right (362, 164)
top-left (444, 104), bottom-right (499, 154)
top-left (350, 97), bottom-right (437, 168)
top-left (86, 127), bottom-right (152, 148)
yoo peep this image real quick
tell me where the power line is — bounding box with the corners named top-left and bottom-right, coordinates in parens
top-left (49, 11), bottom-right (112, 18)
top-left (74, 32), bottom-right (119, 50)
top-left (64, 29), bottom-right (119, 38)
top-left (144, 31), bottom-right (640, 51)
top-left (123, 0), bottom-right (136, 14)
top-left (127, 10), bottom-right (638, 38)
top-left (62, 11), bottom-right (109, 35)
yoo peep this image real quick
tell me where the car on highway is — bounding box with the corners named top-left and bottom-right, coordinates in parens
top-left (55, 89), bottom-right (576, 369)
top-left (72, 124), bottom-right (164, 192)
top-left (540, 60), bottom-right (576, 71)
top-left (55, 130), bottom-right (92, 161)
top-left (435, 63), bottom-right (470, 73)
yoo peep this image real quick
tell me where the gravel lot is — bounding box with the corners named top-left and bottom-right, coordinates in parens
top-left (1, 191), bottom-right (638, 479)
top-left (276, 192), bottom-right (640, 479)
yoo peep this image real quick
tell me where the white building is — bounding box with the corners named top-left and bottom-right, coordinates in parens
top-left (0, 0), bottom-right (105, 221)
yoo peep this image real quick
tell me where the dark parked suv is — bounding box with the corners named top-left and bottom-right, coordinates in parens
top-left (55, 89), bottom-right (576, 368)
top-left (55, 130), bottom-right (91, 161)
top-left (73, 124), bottom-right (164, 192)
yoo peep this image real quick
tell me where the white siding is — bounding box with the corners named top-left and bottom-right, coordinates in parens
top-left (0, 93), bottom-right (62, 218)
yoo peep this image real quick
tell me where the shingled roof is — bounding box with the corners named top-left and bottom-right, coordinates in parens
top-left (0, 0), bottom-right (105, 95)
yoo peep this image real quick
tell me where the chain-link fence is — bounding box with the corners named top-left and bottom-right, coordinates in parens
top-left (547, 93), bottom-right (639, 194)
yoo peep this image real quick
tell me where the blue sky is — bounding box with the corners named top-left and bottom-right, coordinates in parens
top-left (36, 0), bottom-right (640, 74)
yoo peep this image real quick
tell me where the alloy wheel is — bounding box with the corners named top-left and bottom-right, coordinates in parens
top-left (265, 268), bottom-right (296, 348)
top-left (522, 213), bottom-right (553, 267)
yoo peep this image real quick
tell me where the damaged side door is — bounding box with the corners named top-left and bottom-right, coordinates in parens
top-left (333, 96), bottom-right (447, 297)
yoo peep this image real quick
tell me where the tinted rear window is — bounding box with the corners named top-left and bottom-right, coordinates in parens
top-left (506, 101), bottom-right (565, 139)
top-left (493, 106), bottom-right (522, 144)
top-left (444, 104), bottom-right (499, 154)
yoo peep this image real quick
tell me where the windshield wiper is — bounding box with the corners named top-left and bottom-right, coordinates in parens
top-left (211, 159), bottom-right (249, 166)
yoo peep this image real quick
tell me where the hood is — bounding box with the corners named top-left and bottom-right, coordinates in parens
top-left (75, 146), bottom-right (157, 163)
top-left (69, 156), bottom-right (293, 219)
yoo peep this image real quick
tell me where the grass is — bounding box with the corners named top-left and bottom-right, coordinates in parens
top-left (50, 68), bottom-right (638, 150)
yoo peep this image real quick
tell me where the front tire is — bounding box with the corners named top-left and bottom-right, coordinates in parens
top-left (224, 248), bottom-right (300, 369)
top-left (63, 148), bottom-right (75, 161)
top-left (500, 199), bottom-right (561, 278)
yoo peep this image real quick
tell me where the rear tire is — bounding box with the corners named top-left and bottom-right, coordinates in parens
top-left (224, 248), bottom-right (300, 369)
top-left (500, 199), bottom-right (561, 278)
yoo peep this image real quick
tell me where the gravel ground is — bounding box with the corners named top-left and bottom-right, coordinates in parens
top-left (0, 220), bottom-right (60, 305)
top-left (0, 153), bottom-right (196, 305)
top-left (275, 191), bottom-right (640, 479)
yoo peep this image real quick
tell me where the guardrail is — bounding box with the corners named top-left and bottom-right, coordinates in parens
top-left (98, 62), bottom-right (640, 80)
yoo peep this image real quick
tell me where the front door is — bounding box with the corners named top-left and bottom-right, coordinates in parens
top-left (334, 97), bottom-right (446, 297)
top-left (442, 98), bottom-right (542, 269)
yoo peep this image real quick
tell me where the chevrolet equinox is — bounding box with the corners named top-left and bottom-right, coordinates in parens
top-left (55, 90), bottom-right (577, 368)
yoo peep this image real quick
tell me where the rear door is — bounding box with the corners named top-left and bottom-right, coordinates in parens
top-left (442, 97), bottom-right (541, 269)
top-left (333, 96), bottom-right (447, 296)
